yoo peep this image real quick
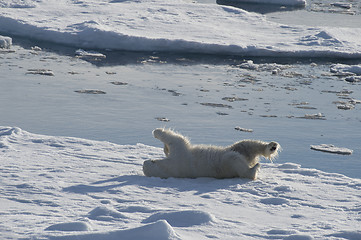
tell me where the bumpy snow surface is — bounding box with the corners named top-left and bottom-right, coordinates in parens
top-left (0, 0), bottom-right (360, 57)
top-left (1, 127), bottom-right (360, 239)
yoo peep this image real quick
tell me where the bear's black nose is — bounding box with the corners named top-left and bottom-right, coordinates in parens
top-left (270, 146), bottom-right (277, 151)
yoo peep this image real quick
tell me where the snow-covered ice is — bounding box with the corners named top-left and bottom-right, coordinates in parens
top-left (75, 49), bottom-right (107, 60)
top-left (1, 126), bottom-right (360, 239)
top-left (1, 0), bottom-right (361, 237)
top-left (0, 0), bottom-right (39, 8)
top-left (0, 0), bottom-right (360, 58)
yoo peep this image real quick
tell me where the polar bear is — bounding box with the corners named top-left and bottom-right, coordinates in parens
top-left (143, 128), bottom-right (280, 180)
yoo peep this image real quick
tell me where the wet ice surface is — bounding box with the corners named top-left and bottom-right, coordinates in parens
top-left (1, 39), bottom-right (360, 179)
top-left (265, 0), bottom-right (361, 27)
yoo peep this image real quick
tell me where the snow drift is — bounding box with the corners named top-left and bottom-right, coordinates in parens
top-left (1, 126), bottom-right (360, 239)
top-left (0, 0), bottom-right (360, 58)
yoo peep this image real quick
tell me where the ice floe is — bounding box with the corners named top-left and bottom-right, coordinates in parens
top-left (26, 69), bottom-right (55, 76)
top-left (0, 0), bottom-right (360, 58)
top-left (330, 64), bottom-right (361, 75)
top-left (234, 126), bottom-right (254, 132)
top-left (310, 144), bottom-right (353, 155)
top-left (75, 49), bottom-right (106, 61)
top-left (1, 126), bottom-right (360, 239)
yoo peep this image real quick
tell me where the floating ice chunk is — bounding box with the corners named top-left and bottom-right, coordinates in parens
top-left (75, 49), bottom-right (106, 60)
top-left (0, 35), bottom-right (12, 48)
top-left (238, 60), bottom-right (289, 72)
top-left (200, 102), bottom-right (233, 109)
top-left (222, 97), bottom-right (248, 102)
top-left (331, 2), bottom-right (352, 9)
top-left (310, 144), bottom-right (353, 155)
top-left (337, 104), bottom-right (354, 110)
top-left (31, 46), bottom-right (42, 51)
top-left (349, 99), bottom-right (361, 104)
top-left (26, 69), bottom-right (54, 76)
top-left (155, 117), bottom-right (170, 122)
top-left (345, 76), bottom-right (361, 83)
top-left (331, 64), bottom-right (361, 75)
top-left (330, 64), bottom-right (361, 75)
top-left (238, 60), bottom-right (259, 70)
top-left (235, 126), bottom-right (253, 132)
top-left (299, 113), bottom-right (326, 120)
top-left (45, 222), bottom-right (91, 231)
top-left (74, 90), bottom-right (106, 94)
top-left (235, 0), bottom-right (306, 6)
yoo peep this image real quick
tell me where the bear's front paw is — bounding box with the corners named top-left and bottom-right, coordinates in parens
top-left (153, 128), bottom-right (165, 139)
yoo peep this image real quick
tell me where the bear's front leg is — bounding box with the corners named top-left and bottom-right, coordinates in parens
top-left (152, 128), bottom-right (190, 156)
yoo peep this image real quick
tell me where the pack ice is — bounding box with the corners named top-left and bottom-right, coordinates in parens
top-left (0, 0), bottom-right (360, 58)
top-left (1, 126), bottom-right (360, 239)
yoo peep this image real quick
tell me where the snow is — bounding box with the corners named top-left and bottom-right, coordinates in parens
top-left (0, 0), bottom-right (360, 58)
top-left (0, 0), bottom-right (39, 8)
top-left (142, 210), bottom-right (215, 227)
top-left (50, 220), bottom-right (181, 240)
top-left (45, 222), bottom-right (92, 232)
top-left (1, 126), bottom-right (360, 239)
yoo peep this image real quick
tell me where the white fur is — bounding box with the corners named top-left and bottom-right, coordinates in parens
top-left (143, 128), bottom-right (280, 180)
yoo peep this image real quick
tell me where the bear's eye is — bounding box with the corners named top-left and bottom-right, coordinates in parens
top-left (270, 146), bottom-right (277, 151)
